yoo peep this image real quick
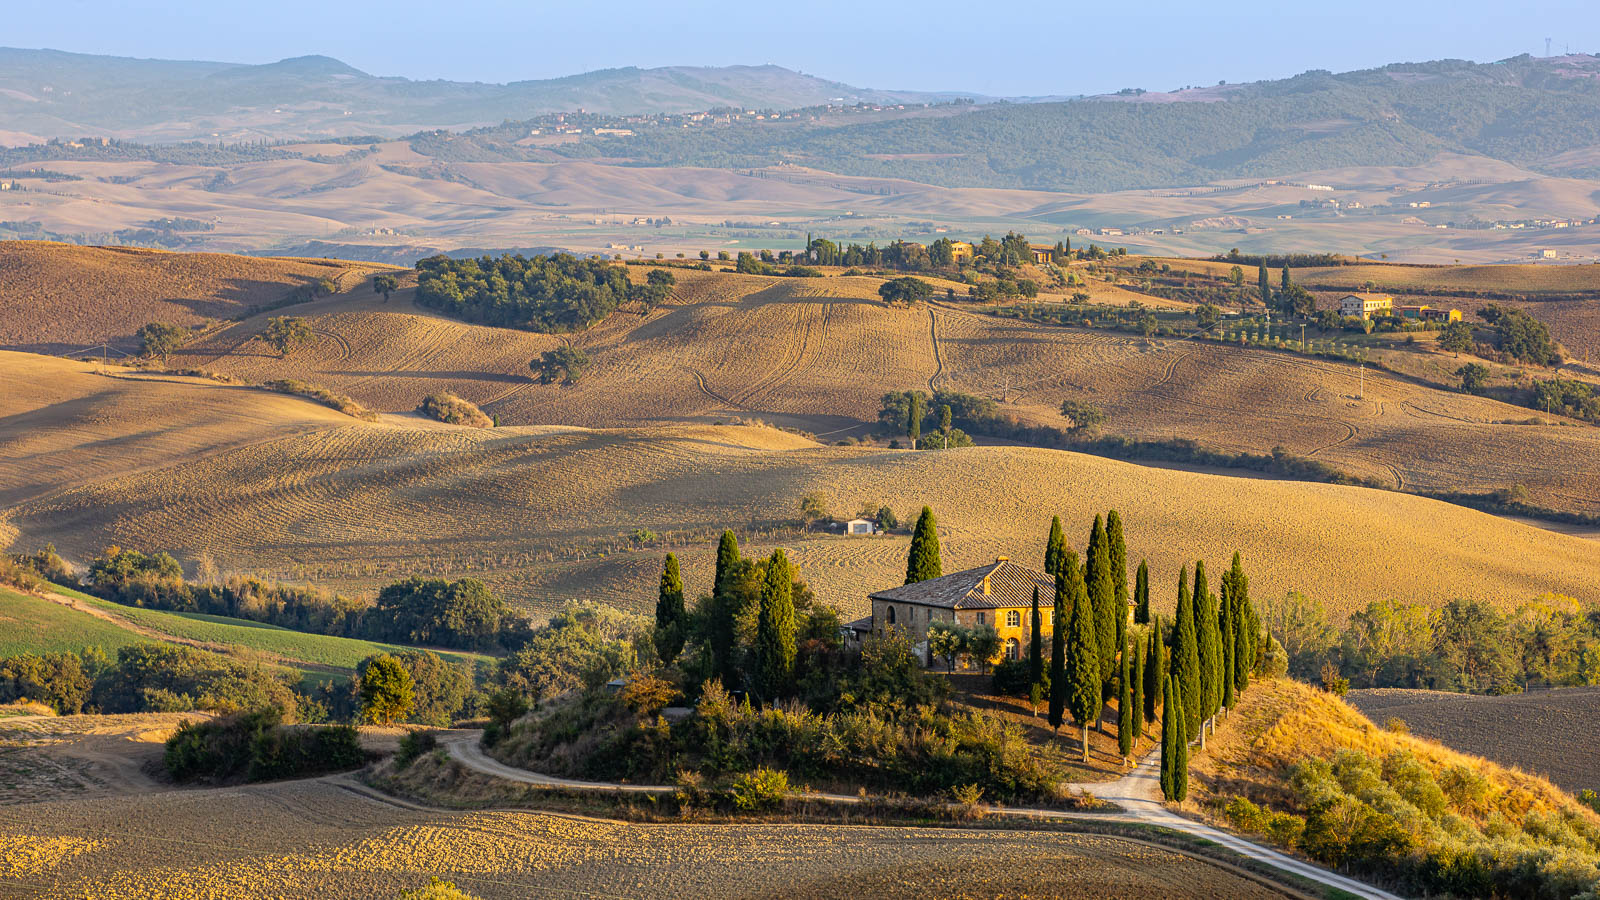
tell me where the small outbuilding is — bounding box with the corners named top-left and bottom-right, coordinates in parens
top-left (844, 518), bottom-right (876, 535)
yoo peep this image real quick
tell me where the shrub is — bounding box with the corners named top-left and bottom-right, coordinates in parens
top-left (263, 379), bottom-right (377, 420)
top-left (728, 766), bottom-right (789, 810)
top-left (416, 254), bottom-right (651, 332)
top-left (164, 708), bottom-right (364, 783)
top-left (261, 316), bottom-right (314, 357)
top-left (395, 729), bottom-right (440, 767)
top-left (531, 347), bottom-right (590, 385)
top-left (417, 392), bottom-right (493, 428)
top-left (137, 322), bottom-right (190, 358)
top-left (397, 878), bottom-right (479, 900)
top-left (1059, 399), bottom-right (1106, 432)
top-left (359, 654), bottom-right (415, 725)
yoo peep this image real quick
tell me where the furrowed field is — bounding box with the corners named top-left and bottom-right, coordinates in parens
top-left (0, 782), bottom-right (1293, 899)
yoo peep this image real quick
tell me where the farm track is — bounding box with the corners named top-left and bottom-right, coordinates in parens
top-left (927, 307), bottom-right (945, 392)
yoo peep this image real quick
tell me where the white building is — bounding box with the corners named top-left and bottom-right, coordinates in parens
top-left (1339, 294), bottom-right (1393, 319)
top-left (844, 518), bottom-right (876, 536)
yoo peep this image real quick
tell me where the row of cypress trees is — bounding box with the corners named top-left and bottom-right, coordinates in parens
top-left (653, 530), bottom-right (800, 701)
top-left (1159, 551), bottom-right (1261, 802)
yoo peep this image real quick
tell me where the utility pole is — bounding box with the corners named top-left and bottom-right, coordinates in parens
top-left (1359, 362), bottom-right (1365, 400)
top-left (1301, 323), bottom-right (1307, 351)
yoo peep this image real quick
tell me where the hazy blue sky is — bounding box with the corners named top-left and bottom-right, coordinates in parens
top-left (10, 0), bottom-right (1599, 96)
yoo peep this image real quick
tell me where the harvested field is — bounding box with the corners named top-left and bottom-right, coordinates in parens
top-left (0, 712), bottom-right (190, 805)
top-left (147, 265), bottom-right (1600, 518)
top-left (1348, 686), bottom-right (1600, 794)
top-left (0, 241), bottom-right (393, 354)
top-left (0, 780), bottom-right (1293, 899)
top-left (4, 365), bottom-right (1595, 622)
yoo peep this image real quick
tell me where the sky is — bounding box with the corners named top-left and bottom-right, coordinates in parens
top-left (8, 0), bottom-right (1600, 96)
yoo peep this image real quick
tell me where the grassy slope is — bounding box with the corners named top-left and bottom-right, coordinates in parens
top-left (4, 583), bottom-right (490, 675)
top-left (0, 586), bottom-right (145, 656)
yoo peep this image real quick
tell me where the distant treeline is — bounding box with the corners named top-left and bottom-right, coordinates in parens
top-left (414, 253), bottom-right (672, 332)
top-left (1211, 251), bottom-right (1353, 268)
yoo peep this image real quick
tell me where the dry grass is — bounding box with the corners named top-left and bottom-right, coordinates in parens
top-left (0, 241), bottom-right (392, 354)
top-left (1192, 678), bottom-right (1597, 824)
top-left (0, 777), bottom-right (1290, 899)
top-left (1347, 686), bottom-right (1600, 794)
top-left (140, 264), bottom-right (1600, 518)
top-left (4, 358), bottom-right (1595, 623)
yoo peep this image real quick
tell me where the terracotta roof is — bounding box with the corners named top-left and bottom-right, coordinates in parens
top-left (869, 559), bottom-right (1053, 610)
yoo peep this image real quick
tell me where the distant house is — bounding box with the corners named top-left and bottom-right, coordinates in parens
top-left (1339, 293), bottom-right (1393, 319)
top-left (1029, 245), bottom-right (1056, 264)
top-left (948, 241), bottom-right (975, 263)
top-left (863, 557), bottom-right (1057, 667)
top-left (1396, 304), bottom-right (1463, 323)
top-left (844, 518), bottom-right (876, 536)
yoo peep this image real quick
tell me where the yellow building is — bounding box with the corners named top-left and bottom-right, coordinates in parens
top-left (1338, 293), bottom-right (1394, 319)
top-left (948, 241), bottom-right (975, 264)
top-left (860, 557), bottom-right (1056, 667)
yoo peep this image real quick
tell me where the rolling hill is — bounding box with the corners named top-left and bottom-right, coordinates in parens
top-left (2, 347), bottom-right (1597, 622)
top-left (0, 48), bottom-right (978, 144)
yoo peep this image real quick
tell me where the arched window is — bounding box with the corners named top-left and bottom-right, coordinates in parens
top-left (885, 605), bottom-right (896, 626)
top-left (1006, 610), bottom-right (1021, 628)
top-left (1005, 637), bottom-right (1020, 660)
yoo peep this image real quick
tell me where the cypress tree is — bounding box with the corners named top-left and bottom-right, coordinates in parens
top-left (1130, 633), bottom-right (1145, 741)
top-left (1172, 678), bottom-right (1189, 802)
top-left (1028, 585), bottom-right (1044, 689)
top-left (654, 553), bottom-right (686, 665)
top-left (1133, 560), bottom-right (1150, 625)
top-left (1280, 264), bottom-right (1291, 294)
top-left (1117, 636), bottom-right (1134, 764)
top-left (1045, 515), bottom-right (1066, 577)
top-left (754, 549), bottom-right (796, 700)
top-left (713, 530), bottom-right (740, 599)
top-left (1171, 566), bottom-right (1201, 737)
top-left (1258, 262), bottom-right (1271, 307)
top-left (904, 506), bottom-right (942, 584)
top-left (1086, 515), bottom-right (1116, 678)
top-left (1107, 510), bottom-right (1129, 653)
top-left (1229, 552), bottom-right (1253, 693)
top-left (1160, 675), bottom-right (1181, 801)
top-left (1193, 560), bottom-right (1220, 727)
top-left (1144, 613), bottom-right (1163, 724)
top-left (1220, 577), bottom-right (1235, 712)
top-left (907, 392), bottom-right (924, 449)
top-left (1048, 554), bottom-right (1072, 732)
top-left (1063, 550), bottom-right (1100, 764)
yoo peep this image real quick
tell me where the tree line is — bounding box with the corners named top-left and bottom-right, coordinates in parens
top-left (414, 254), bottom-right (673, 332)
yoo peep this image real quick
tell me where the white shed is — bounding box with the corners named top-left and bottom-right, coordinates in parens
top-left (844, 518), bottom-right (876, 535)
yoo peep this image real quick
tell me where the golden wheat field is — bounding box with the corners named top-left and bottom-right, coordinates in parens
top-left (141, 264), bottom-right (1600, 518)
top-left (1347, 686), bottom-right (1600, 794)
top-left (3, 350), bottom-right (1596, 622)
top-left (0, 781), bottom-right (1292, 899)
top-left (0, 242), bottom-right (395, 354)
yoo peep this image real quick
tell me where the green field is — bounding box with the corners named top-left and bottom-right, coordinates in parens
top-left (4, 585), bottom-right (493, 676)
top-left (0, 587), bottom-right (146, 657)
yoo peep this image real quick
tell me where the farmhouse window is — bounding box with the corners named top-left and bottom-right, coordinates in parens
top-left (1006, 610), bottom-right (1021, 627)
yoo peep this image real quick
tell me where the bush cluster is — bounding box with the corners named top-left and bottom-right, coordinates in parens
top-left (164, 707), bottom-right (365, 783)
top-left (417, 392), bottom-right (493, 427)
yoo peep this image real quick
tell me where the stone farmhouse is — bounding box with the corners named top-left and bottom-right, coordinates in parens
top-left (850, 558), bottom-right (1058, 667)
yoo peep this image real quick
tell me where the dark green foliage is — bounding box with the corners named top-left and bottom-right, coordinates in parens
top-left (0, 651), bottom-right (92, 713)
top-left (1062, 552), bottom-right (1100, 760)
top-left (94, 643), bottom-right (297, 715)
top-left (713, 530), bottom-right (740, 599)
top-left (1533, 378), bottom-right (1600, 423)
top-left (1171, 566), bottom-right (1202, 736)
top-left (1160, 676), bottom-right (1188, 802)
top-left (905, 506), bottom-right (941, 584)
top-left (754, 549), bottom-right (797, 700)
top-left (1129, 635), bottom-right (1145, 740)
top-left (1048, 555), bottom-right (1070, 732)
top-left (371, 273), bottom-right (398, 299)
top-left (907, 393), bottom-right (925, 446)
top-left (372, 576), bottom-right (514, 651)
top-left (368, 650), bottom-right (472, 727)
top-left (654, 554), bottom-right (686, 666)
top-left (136, 321), bottom-right (189, 358)
top-left (1437, 320), bottom-right (1475, 354)
top-left (1085, 515), bottom-right (1116, 678)
top-left (1107, 510), bottom-right (1129, 647)
top-left (531, 346), bottom-right (591, 385)
top-left (1117, 638), bottom-right (1134, 760)
top-left (1144, 614), bottom-right (1164, 724)
top-left (1258, 263), bottom-right (1271, 307)
top-left (415, 253), bottom-right (662, 332)
top-left (1133, 560), bottom-right (1150, 624)
top-left (495, 604), bottom-right (649, 703)
top-left (1028, 586), bottom-right (1043, 688)
top-left (1221, 581), bottom-right (1236, 712)
top-left (1059, 399), bottom-right (1105, 432)
top-left (261, 315), bottom-right (313, 357)
top-left (164, 708), bottom-right (364, 784)
top-left (877, 276), bottom-right (934, 305)
top-left (1477, 304), bottom-right (1561, 366)
top-left (358, 653), bottom-right (414, 725)
top-left (1044, 515), bottom-right (1066, 577)
top-left (1227, 552), bottom-right (1253, 695)
top-left (1193, 562), bottom-right (1221, 722)
top-left (1457, 362), bottom-right (1491, 395)
top-left (395, 729), bottom-right (439, 767)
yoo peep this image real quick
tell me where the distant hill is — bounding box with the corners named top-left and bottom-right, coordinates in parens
top-left (552, 55), bottom-right (1600, 192)
top-left (0, 48), bottom-right (981, 143)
